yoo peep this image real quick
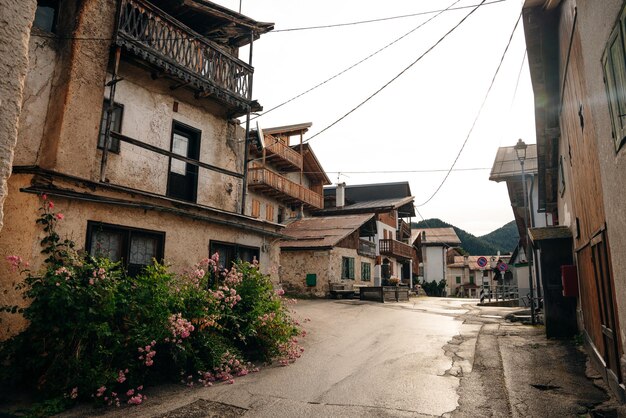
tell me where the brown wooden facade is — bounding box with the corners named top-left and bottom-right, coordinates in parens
top-left (523, 0), bottom-right (625, 399)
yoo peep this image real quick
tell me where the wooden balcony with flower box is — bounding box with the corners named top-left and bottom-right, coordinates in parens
top-left (379, 238), bottom-right (414, 260)
top-left (247, 167), bottom-right (323, 210)
top-left (114, 0), bottom-right (268, 116)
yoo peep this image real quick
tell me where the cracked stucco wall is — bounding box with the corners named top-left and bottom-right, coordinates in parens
top-left (0, 0), bottom-right (37, 233)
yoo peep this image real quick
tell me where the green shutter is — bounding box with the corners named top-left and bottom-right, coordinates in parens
top-left (306, 273), bottom-right (317, 287)
top-left (349, 258), bottom-right (355, 279)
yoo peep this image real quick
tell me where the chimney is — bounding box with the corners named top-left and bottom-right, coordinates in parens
top-left (422, 231), bottom-right (426, 240)
top-left (336, 182), bottom-right (346, 208)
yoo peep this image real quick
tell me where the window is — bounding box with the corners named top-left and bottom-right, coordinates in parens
top-left (361, 262), bottom-right (371, 281)
top-left (469, 275), bottom-right (475, 284)
top-left (341, 257), bottom-right (355, 280)
top-left (167, 122), bottom-right (201, 202)
top-left (33, 0), bottom-right (58, 33)
top-left (265, 204), bottom-right (274, 222)
top-left (98, 100), bottom-right (123, 153)
top-left (86, 221), bottom-right (165, 277)
top-left (251, 199), bottom-right (260, 218)
top-left (209, 241), bottom-right (259, 270)
top-left (603, 10), bottom-right (626, 151)
top-left (456, 276), bottom-right (461, 284)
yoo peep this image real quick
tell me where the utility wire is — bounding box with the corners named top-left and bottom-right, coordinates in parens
top-left (303, 0), bottom-right (489, 144)
top-left (249, 0), bottom-right (463, 122)
top-left (415, 11), bottom-right (522, 208)
top-left (281, 168), bottom-right (491, 175)
top-left (271, 0), bottom-right (507, 32)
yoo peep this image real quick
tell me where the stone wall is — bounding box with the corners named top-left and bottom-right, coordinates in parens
top-left (0, 0), bottom-right (37, 232)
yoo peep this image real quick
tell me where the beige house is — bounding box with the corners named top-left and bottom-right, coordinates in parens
top-left (279, 214), bottom-right (377, 297)
top-left (446, 253), bottom-right (511, 298)
top-left (0, 0), bottom-right (282, 338)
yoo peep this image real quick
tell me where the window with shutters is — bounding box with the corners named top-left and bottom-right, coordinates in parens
top-left (98, 100), bottom-right (123, 153)
top-left (361, 262), bottom-right (371, 281)
top-left (251, 199), bottom-right (261, 218)
top-left (602, 9), bottom-right (626, 152)
top-left (456, 276), bottom-right (461, 284)
top-left (265, 203), bottom-right (274, 222)
top-left (86, 221), bottom-right (164, 277)
top-left (341, 257), bottom-right (355, 280)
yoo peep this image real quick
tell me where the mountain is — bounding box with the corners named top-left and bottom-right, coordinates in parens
top-left (411, 218), bottom-right (518, 255)
top-left (479, 220), bottom-right (519, 253)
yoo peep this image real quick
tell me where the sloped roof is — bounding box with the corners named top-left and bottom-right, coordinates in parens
top-left (412, 228), bottom-right (461, 246)
top-left (291, 143), bottom-right (331, 185)
top-left (528, 226), bottom-right (572, 242)
top-left (489, 144), bottom-right (538, 182)
top-left (263, 122), bottom-right (312, 137)
top-left (280, 214), bottom-right (375, 249)
top-left (319, 195), bottom-right (415, 216)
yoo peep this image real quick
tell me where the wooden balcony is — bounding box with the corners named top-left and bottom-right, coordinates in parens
top-left (248, 167), bottom-right (323, 209)
top-left (265, 137), bottom-right (303, 171)
top-left (115, 0), bottom-right (254, 114)
top-left (358, 239), bottom-right (377, 258)
top-left (397, 219), bottom-right (411, 241)
top-left (379, 239), bottom-right (414, 260)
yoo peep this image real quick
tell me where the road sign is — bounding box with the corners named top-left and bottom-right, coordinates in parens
top-left (477, 256), bottom-right (488, 268)
top-left (498, 262), bottom-right (508, 272)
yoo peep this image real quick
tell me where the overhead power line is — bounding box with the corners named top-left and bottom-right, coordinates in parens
top-left (249, 0), bottom-right (464, 122)
top-left (303, 0), bottom-right (489, 144)
top-left (415, 11), bottom-right (522, 208)
top-left (271, 0), bottom-right (507, 32)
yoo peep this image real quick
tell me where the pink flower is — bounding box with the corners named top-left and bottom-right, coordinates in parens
top-left (126, 389), bottom-right (134, 397)
top-left (56, 213), bottom-right (65, 220)
top-left (41, 193), bottom-right (48, 200)
top-left (137, 385), bottom-right (143, 391)
top-left (70, 387), bottom-right (78, 399)
top-left (6, 255), bottom-right (23, 272)
top-left (276, 289), bottom-right (285, 296)
top-left (48, 200), bottom-right (54, 209)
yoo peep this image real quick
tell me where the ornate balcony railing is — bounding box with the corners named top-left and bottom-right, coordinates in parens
top-left (265, 137), bottom-right (303, 170)
top-left (248, 167), bottom-right (323, 209)
top-left (379, 239), bottom-right (414, 260)
top-left (115, 0), bottom-right (253, 109)
top-left (358, 239), bottom-right (377, 258)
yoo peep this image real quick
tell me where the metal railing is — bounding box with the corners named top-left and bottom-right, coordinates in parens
top-left (480, 285), bottom-right (519, 302)
top-left (115, 0), bottom-right (253, 103)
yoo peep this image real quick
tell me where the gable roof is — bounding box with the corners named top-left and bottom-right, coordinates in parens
top-left (321, 182), bottom-right (415, 217)
top-left (412, 228), bottom-right (461, 246)
top-left (280, 214), bottom-right (375, 250)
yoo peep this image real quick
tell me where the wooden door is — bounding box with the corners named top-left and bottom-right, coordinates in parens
top-left (591, 231), bottom-right (622, 384)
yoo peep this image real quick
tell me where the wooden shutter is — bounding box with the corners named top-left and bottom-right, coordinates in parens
top-left (251, 199), bottom-right (260, 218)
top-left (265, 204), bottom-right (274, 221)
top-left (603, 22), bottom-right (626, 150)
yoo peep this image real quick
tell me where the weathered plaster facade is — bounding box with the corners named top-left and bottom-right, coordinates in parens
top-left (0, 0), bottom-right (37, 232)
top-left (280, 247), bottom-right (374, 297)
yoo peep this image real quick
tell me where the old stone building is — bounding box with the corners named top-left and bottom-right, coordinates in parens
top-left (0, 0), bottom-right (281, 338)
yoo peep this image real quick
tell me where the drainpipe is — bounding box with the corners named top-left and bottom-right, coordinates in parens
top-left (240, 31), bottom-right (255, 215)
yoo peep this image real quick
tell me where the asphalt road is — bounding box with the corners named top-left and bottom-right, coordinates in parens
top-left (69, 298), bottom-right (487, 418)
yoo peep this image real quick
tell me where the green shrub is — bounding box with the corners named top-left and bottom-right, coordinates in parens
top-left (0, 195), bottom-right (303, 411)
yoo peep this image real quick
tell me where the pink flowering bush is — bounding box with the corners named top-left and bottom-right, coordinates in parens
top-left (0, 196), bottom-right (304, 413)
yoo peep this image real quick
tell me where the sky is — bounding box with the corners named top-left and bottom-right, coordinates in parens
top-left (215, 0), bottom-right (535, 236)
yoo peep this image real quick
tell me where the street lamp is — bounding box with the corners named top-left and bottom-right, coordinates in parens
top-left (514, 139), bottom-right (536, 325)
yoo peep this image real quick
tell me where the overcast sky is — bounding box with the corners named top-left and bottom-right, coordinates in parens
top-left (216, 0), bottom-right (534, 236)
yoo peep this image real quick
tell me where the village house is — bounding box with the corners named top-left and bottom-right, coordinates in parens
top-left (445, 250), bottom-right (512, 299)
top-left (412, 227), bottom-right (461, 285)
top-left (514, 0), bottom-right (626, 400)
top-left (246, 123), bottom-right (330, 224)
top-left (0, 0), bottom-right (282, 338)
top-left (279, 214), bottom-right (377, 297)
top-left (321, 182), bottom-right (416, 287)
